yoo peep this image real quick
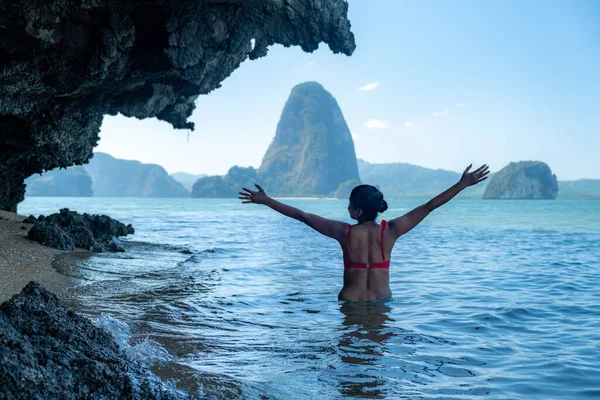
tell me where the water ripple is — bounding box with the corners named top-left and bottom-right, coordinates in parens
top-left (18, 197), bottom-right (600, 399)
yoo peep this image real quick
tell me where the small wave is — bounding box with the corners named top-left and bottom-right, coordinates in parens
top-left (179, 248), bottom-right (228, 264)
top-left (94, 314), bottom-right (173, 364)
top-left (125, 240), bottom-right (196, 255)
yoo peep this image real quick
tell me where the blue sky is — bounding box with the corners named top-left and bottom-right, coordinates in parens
top-left (97, 0), bottom-right (600, 180)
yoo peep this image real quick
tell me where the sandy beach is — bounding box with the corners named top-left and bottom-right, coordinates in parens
top-left (0, 210), bottom-right (90, 303)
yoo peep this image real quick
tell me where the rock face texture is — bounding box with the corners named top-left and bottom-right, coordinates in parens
top-left (0, 0), bottom-right (355, 212)
top-left (0, 282), bottom-right (190, 400)
top-left (25, 166), bottom-right (94, 197)
top-left (258, 82), bottom-right (360, 196)
top-left (86, 152), bottom-right (189, 197)
top-left (26, 208), bottom-right (134, 252)
top-left (483, 161), bottom-right (559, 199)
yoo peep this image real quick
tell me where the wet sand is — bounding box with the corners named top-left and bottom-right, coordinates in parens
top-left (0, 210), bottom-right (91, 303)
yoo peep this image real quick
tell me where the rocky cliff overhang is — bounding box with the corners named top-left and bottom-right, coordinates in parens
top-left (0, 0), bottom-right (355, 211)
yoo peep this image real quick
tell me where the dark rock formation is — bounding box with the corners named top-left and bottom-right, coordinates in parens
top-left (258, 82), bottom-right (360, 196)
top-left (86, 152), bottom-right (188, 197)
top-left (25, 166), bottom-right (93, 197)
top-left (27, 221), bottom-right (75, 251)
top-left (171, 172), bottom-right (206, 191)
top-left (0, 282), bottom-right (190, 400)
top-left (0, 0), bottom-right (355, 212)
top-left (27, 208), bottom-right (134, 252)
top-left (22, 215), bottom-right (37, 224)
top-left (483, 161), bottom-right (558, 199)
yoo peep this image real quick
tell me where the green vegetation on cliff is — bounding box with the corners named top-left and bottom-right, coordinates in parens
top-left (191, 167), bottom-right (257, 198)
top-left (85, 153), bottom-right (188, 197)
top-left (191, 176), bottom-right (237, 198)
top-left (25, 166), bottom-right (93, 197)
top-left (258, 82), bottom-right (360, 197)
top-left (483, 161), bottom-right (558, 199)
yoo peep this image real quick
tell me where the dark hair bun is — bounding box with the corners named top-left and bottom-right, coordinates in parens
top-left (349, 184), bottom-right (388, 222)
top-left (378, 199), bottom-right (388, 213)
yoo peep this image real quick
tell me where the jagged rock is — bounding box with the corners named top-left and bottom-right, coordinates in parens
top-left (483, 161), bottom-right (558, 199)
top-left (22, 215), bottom-right (37, 224)
top-left (0, 282), bottom-right (190, 400)
top-left (27, 208), bottom-right (134, 252)
top-left (27, 221), bottom-right (75, 251)
top-left (0, 0), bottom-right (355, 212)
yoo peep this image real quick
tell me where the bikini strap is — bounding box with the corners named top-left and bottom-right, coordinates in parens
top-left (380, 220), bottom-right (386, 261)
top-left (346, 224), bottom-right (352, 256)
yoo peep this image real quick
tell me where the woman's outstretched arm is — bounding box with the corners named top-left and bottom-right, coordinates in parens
top-left (388, 164), bottom-right (489, 239)
top-left (239, 184), bottom-right (347, 242)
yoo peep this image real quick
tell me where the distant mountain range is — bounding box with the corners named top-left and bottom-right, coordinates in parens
top-left (26, 153), bottom-right (189, 198)
top-left (358, 159), bottom-right (475, 198)
top-left (25, 166), bottom-right (93, 197)
top-left (169, 172), bottom-right (206, 191)
top-left (558, 179), bottom-right (600, 199)
top-left (24, 154), bottom-right (600, 200)
top-left (23, 81), bottom-right (600, 200)
top-left (85, 153), bottom-right (188, 197)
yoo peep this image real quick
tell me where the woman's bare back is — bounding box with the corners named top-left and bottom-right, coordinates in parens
top-left (339, 222), bottom-right (395, 301)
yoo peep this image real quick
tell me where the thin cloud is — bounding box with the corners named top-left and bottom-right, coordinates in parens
top-left (404, 121), bottom-right (413, 127)
top-left (456, 102), bottom-right (464, 107)
top-left (307, 61), bottom-right (316, 67)
top-left (358, 82), bottom-right (380, 91)
top-left (431, 110), bottom-right (450, 117)
top-left (352, 134), bottom-right (361, 140)
top-left (364, 119), bottom-right (390, 129)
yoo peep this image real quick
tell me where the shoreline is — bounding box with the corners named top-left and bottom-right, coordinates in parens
top-left (0, 210), bottom-right (91, 303)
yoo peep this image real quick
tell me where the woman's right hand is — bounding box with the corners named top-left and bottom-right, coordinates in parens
top-left (239, 184), bottom-right (270, 205)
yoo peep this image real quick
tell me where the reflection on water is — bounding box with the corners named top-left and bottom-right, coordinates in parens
top-left (337, 301), bottom-right (395, 398)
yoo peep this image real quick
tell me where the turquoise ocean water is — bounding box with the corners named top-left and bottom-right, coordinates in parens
top-left (19, 197), bottom-right (600, 399)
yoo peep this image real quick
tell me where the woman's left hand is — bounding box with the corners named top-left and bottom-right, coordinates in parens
top-left (239, 184), bottom-right (270, 205)
top-left (459, 164), bottom-right (490, 188)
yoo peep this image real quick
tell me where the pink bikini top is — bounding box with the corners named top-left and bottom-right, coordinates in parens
top-left (344, 220), bottom-right (390, 269)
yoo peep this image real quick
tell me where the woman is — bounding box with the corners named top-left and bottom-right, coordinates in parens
top-left (239, 164), bottom-right (489, 302)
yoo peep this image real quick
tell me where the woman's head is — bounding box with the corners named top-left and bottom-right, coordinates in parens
top-left (348, 185), bottom-right (388, 223)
